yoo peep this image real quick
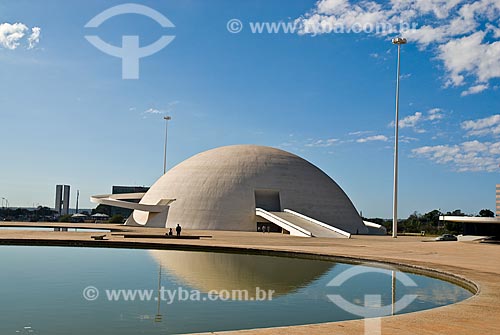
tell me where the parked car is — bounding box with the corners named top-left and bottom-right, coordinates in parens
top-left (435, 234), bottom-right (458, 241)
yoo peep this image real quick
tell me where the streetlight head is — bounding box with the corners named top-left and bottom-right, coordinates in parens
top-left (164, 116), bottom-right (172, 120)
top-left (392, 37), bottom-right (407, 45)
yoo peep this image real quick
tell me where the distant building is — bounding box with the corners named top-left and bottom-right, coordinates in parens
top-left (112, 186), bottom-right (150, 195)
top-left (55, 185), bottom-right (70, 215)
top-left (439, 184), bottom-right (500, 237)
top-left (109, 186), bottom-right (150, 218)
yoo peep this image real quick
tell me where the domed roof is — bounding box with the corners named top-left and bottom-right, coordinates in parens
top-left (130, 145), bottom-right (367, 233)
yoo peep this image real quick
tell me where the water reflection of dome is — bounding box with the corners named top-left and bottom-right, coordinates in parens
top-left (150, 250), bottom-right (335, 298)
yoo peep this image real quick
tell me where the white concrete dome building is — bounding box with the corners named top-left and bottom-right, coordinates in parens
top-left (92, 145), bottom-right (385, 237)
top-left (137, 145), bottom-right (370, 235)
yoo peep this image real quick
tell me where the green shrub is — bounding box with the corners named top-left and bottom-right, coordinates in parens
top-left (58, 214), bottom-right (72, 223)
top-left (108, 214), bottom-right (124, 223)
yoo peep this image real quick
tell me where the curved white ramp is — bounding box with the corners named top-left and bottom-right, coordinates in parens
top-left (255, 208), bottom-right (312, 237)
top-left (363, 220), bottom-right (387, 235)
top-left (256, 208), bottom-right (351, 238)
top-left (90, 193), bottom-right (176, 227)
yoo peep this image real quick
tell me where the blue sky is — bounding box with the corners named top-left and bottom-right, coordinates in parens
top-left (0, 0), bottom-right (499, 218)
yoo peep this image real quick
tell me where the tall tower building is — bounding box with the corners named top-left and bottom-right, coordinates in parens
top-left (63, 185), bottom-right (70, 215)
top-left (55, 185), bottom-right (63, 214)
top-left (55, 184), bottom-right (71, 215)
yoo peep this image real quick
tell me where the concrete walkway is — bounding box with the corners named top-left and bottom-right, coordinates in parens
top-left (0, 222), bottom-right (498, 335)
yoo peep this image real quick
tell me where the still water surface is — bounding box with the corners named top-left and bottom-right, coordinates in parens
top-left (0, 246), bottom-right (472, 334)
top-left (0, 227), bottom-right (111, 232)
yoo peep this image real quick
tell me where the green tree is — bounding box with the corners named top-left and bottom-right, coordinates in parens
top-left (446, 209), bottom-right (466, 216)
top-left (58, 214), bottom-right (72, 223)
top-left (92, 204), bottom-right (111, 216)
top-left (479, 209), bottom-right (494, 217)
top-left (445, 221), bottom-right (463, 234)
top-left (36, 206), bottom-right (56, 217)
top-left (421, 209), bottom-right (441, 226)
top-left (108, 214), bottom-right (124, 223)
top-left (403, 211), bottom-right (422, 233)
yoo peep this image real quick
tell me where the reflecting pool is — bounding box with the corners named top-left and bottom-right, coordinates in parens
top-left (0, 227), bottom-right (111, 232)
top-left (0, 246), bottom-right (473, 334)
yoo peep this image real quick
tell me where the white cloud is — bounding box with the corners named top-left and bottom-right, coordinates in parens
top-left (306, 138), bottom-right (339, 147)
top-left (0, 22), bottom-right (40, 50)
top-left (412, 0), bottom-right (462, 19)
top-left (141, 101), bottom-right (180, 118)
top-left (438, 31), bottom-right (500, 87)
top-left (461, 114), bottom-right (500, 137)
top-left (412, 140), bottom-right (500, 172)
top-left (144, 108), bottom-right (162, 114)
top-left (399, 112), bottom-right (423, 128)
top-left (408, 111), bottom-right (500, 172)
top-left (27, 27), bottom-right (40, 49)
top-left (348, 130), bottom-right (373, 136)
top-left (427, 108), bottom-right (444, 121)
top-left (357, 135), bottom-right (388, 143)
top-left (0, 22), bottom-right (27, 49)
top-left (461, 140), bottom-right (488, 152)
top-left (461, 84), bottom-right (489, 96)
top-left (316, 0), bottom-right (349, 15)
top-left (389, 108), bottom-right (445, 132)
top-left (400, 135), bottom-right (419, 143)
top-left (490, 142), bottom-right (500, 154)
top-left (488, 23), bottom-right (500, 38)
top-left (389, 111), bottom-right (425, 132)
top-left (296, 0), bottom-right (500, 92)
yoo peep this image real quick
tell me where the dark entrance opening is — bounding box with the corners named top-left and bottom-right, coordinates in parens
top-left (254, 189), bottom-right (281, 212)
top-left (255, 189), bottom-right (283, 233)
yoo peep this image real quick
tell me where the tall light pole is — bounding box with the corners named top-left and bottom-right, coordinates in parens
top-left (76, 190), bottom-right (80, 214)
top-left (392, 37), bottom-right (407, 238)
top-left (163, 116), bottom-right (172, 174)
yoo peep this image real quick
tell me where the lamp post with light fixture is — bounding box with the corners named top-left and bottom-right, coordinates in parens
top-left (163, 116), bottom-right (171, 174)
top-left (392, 37), bottom-right (407, 238)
